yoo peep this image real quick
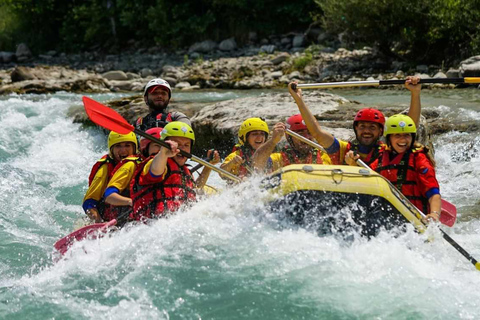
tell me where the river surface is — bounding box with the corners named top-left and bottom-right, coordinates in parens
top-left (0, 88), bottom-right (479, 319)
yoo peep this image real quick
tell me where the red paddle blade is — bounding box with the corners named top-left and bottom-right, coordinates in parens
top-left (82, 96), bottom-right (134, 134)
top-left (54, 219), bottom-right (117, 255)
top-left (440, 199), bottom-right (457, 227)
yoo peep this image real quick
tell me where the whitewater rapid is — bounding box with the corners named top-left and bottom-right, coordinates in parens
top-left (0, 91), bottom-right (479, 319)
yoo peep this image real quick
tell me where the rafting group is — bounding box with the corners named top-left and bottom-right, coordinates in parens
top-left (81, 76), bottom-right (442, 231)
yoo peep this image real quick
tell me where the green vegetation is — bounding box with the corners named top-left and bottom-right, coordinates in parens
top-left (1, 0), bottom-right (479, 66)
top-left (315, 0), bottom-right (480, 65)
top-left (0, 0), bottom-right (316, 53)
top-left (291, 52), bottom-right (314, 72)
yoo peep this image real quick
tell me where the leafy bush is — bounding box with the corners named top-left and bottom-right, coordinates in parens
top-left (315, 0), bottom-right (480, 65)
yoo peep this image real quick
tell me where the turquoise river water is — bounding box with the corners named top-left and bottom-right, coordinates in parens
top-left (0, 88), bottom-right (480, 319)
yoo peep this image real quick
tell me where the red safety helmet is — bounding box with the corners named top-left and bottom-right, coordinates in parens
top-left (353, 108), bottom-right (385, 127)
top-left (140, 127), bottom-right (163, 153)
top-left (286, 114), bottom-right (308, 132)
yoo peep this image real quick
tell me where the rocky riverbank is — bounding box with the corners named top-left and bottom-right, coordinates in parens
top-left (2, 43), bottom-right (480, 95)
top-left (2, 43), bottom-right (479, 154)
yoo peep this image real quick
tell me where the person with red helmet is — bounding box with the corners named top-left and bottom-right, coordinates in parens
top-left (135, 78), bottom-right (191, 131)
top-left (287, 76), bottom-right (422, 165)
top-left (252, 114), bottom-right (332, 172)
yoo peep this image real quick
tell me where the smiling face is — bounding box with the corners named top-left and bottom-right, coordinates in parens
top-left (246, 130), bottom-right (267, 150)
top-left (167, 136), bottom-right (192, 166)
top-left (145, 86), bottom-right (170, 112)
top-left (354, 121), bottom-right (383, 147)
top-left (388, 133), bottom-right (413, 153)
top-left (111, 142), bottom-right (136, 162)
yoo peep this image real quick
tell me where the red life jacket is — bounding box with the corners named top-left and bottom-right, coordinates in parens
top-left (346, 140), bottom-right (385, 165)
top-left (86, 154), bottom-right (116, 218)
top-left (88, 154), bottom-right (116, 186)
top-left (130, 157), bottom-right (197, 221)
top-left (102, 155), bottom-right (144, 222)
top-left (280, 145), bottom-right (325, 165)
top-left (136, 112), bottom-right (173, 131)
top-left (230, 144), bottom-right (255, 178)
top-left (373, 148), bottom-right (431, 213)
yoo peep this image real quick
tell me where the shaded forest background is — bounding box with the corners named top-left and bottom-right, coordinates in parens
top-left (1, 0), bottom-right (479, 66)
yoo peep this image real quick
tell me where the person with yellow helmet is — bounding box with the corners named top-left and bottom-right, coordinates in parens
top-left (101, 128), bottom-right (164, 226)
top-left (135, 78), bottom-right (191, 131)
top-left (287, 76), bottom-right (422, 166)
top-left (220, 117), bottom-right (269, 179)
top-left (369, 114), bottom-right (441, 222)
top-left (82, 131), bottom-right (138, 223)
top-left (251, 114), bottom-right (332, 172)
top-left (130, 121), bottom-right (218, 220)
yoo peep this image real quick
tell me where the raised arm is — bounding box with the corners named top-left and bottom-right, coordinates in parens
top-left (288, 82), bottom-right (335, 149)
top-left (196, 150), bottom-right (220, 189)
top-left (252, 122), bottom-right (285, 171)
top-left (405, 76), bottom-right (421, 127)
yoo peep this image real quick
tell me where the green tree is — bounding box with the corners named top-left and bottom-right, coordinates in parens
top-left (315, 0), bottom-right (480, 65)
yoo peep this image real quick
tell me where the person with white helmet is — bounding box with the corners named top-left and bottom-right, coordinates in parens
top-left (82, 131), bottom-right (138, 223)
top-left (135, 78), bottom-right (191, 131)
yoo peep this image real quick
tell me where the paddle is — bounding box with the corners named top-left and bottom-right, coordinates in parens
top-left (356, 159), bottom-right (480, 271)
top-left (294, 77), bottom-right (480, 89)
top-left (190, 150), bottom-right (214, 174)
top-left (284, 129), bottom-right (457, 226)
top-left (54, 219), bottom-right (117, 255)
top-left (82, 96), bottom-right (241, 183)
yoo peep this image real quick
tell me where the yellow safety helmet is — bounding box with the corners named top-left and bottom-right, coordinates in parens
top-left (161, 121), bottom-right (195, 141)
top-left (384, 114), bottom-right (417, 136)
top-left (238, 117), bottom-right (269, 145)
top-left (108, 131), bottom-right (138, 157)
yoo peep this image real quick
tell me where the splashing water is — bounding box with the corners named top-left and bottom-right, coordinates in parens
top-left (0, 91), bottom-right (480, 319)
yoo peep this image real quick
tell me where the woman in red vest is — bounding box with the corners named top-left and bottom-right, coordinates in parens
top-left (369, 114), bottom-right (441, 221)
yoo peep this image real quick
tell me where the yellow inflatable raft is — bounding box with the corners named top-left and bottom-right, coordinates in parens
top-left (263, 164), bottom-right (426, 237)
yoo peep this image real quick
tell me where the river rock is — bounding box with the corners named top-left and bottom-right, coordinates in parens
top-left (189, 40), bottom-right (218, 53)
top-left (270, 53), bottom-right (290, 65)
top-left (102, 70), bottom-right (128, 81)
top-left (459, 55), bottom-right (480, 77)
top-left (219, 38), bottom-right (237, 51)
top-left (0, 52), bottom-right (15, 63)
top-left (11, 66), bottom-right (36, 82)
top-left (15, 43), bottom-right (32, 62)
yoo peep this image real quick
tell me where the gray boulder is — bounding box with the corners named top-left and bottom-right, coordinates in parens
top-left (219, 38), bottom-right (237, 51)
top-left (292, 34), bottom-right (306, 48)
top-left (0, 51), bottom-right (15, 63)
top-left (459, 56), bottom-right (480, 77)
top-left (15, 43), bottom-right (32, 62)
top-left (102, 70), bottom-right (128, 81)
top-left (189, 40), bottom-right (218, 53)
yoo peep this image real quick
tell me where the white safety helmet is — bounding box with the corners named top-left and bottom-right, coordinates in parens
top-left (143, 78), bottom-right (172, 98)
